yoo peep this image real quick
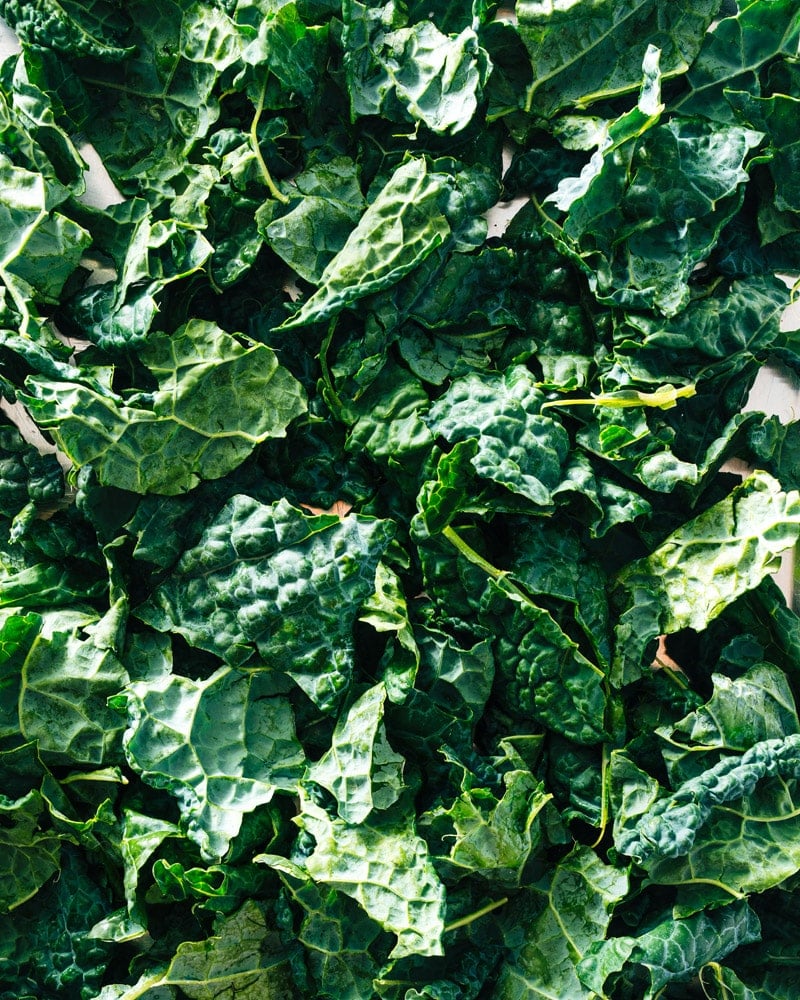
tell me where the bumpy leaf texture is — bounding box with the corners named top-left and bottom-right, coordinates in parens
top-left (2, 0), bottom-right (800, 996)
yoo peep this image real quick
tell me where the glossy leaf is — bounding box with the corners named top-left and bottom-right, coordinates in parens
top-left (119, 666), bottom-right (305, 860)
top-left (139, 497), bottom-right (394, 710)
top-left (676, 0), bottom-right (800, 123)
top-left (493, 846), bottom-right (628, 999)
top-left (343, 0), bottom-right (491, 134)
top-left (517, 0), bottom-right (721, 117)
top-left (24, 320), bottom-right (306, 495)
top-left (555, 116), bottom-right (762, 315)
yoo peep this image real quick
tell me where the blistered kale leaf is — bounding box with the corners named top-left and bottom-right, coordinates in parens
top-left (3, 1), bottom-right (800, 997)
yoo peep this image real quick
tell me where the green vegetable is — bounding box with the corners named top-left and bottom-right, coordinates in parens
top-left (3, 1), bottom-right (800, 996)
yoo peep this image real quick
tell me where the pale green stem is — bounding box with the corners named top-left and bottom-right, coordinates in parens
top-left (442, 525), bottom-right (605, 679)
top-left (250, 78), bottom-right (289, 204)
top-left (444, 896), bottom-right (509, 933)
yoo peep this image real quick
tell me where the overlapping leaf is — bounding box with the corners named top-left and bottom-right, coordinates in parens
top-left (424, 366), bottom-right (570, 507)
top-left (282, 157), bottom-right (454, 329)
top-left (613, 471), bottom-right (800, 684)
top-left (278, 796), bottom-right (447, 960)
top-left (577, 900), bottom-right (761, 1000)
top-left (615, 734), bottom-right (800, 898)
top-left (24, 320), bottom-right (306, 494)
top-left (518, 0), bottom-right (721, 117)
top-left (96, 899), bottom-right (295, 999)
top-left (2, 0), bottom-right (800, 995)
top-left (139, 497), bottom-right (394, 709)
top-left (343, 0), bottom-right (491, 134)
top-left (307, 682), bottom-right (405, 823)
top-left (118, 666), bottom-right (305, 860)
top-left (493, 846), bottom-right (628, 999)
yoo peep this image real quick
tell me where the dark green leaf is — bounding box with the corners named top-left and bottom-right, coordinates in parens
top-left (424, 366), bottom-right (570, 506)
top-left (139, 497), bottom-right (394, 709)
top-left (675, 0), bottom-right (800, 123)
top-left (577, 900), bottom-right (761, 1000)
top-left (518, 0), bottom-right (721, 117)
top-left (24, 320), bottom-right (307, 494)
top-left (343, 0), bottom-right (491, 135)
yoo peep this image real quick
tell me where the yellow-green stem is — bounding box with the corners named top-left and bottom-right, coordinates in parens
top-left (250, 79), bottom-right (289, 204)
top-left (444, 896), bottom-right (509, 933)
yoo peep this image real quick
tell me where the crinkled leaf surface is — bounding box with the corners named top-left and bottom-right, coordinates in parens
top-left (577, 900), bottom-right (761, 1000)
top-left (421, 759), bottom-right (552, 888)
top-left (24, 320), bottom-right (306, 494)
top-left (0, 844), bottom-right (112, 998)
top-left (343, 0), bottom-right (490, 134)
top-left (289, 797), bottom-right (446, 960)
top-left (3, 0), bottom-right (800, 995)
top-left (64, 213), bottom-right (213, 350)
top-left (493, 846), bottom-right (628, 999)
top-left (308, 682), bottom-right (405, 823)
top-left (119, 666), bottom-right (305, 860)
top-left (97, 899), bottom-right (295, 999)
top-left (0, 786), bottom-right (62, 912)
top-left (556, 116), bottom-right (762, 315)
top-left (659, 660), bottom-right (800, 783)
top-left (0, 0), bottom-right (134, 59)
top-left (279, 878), bottom-right (385, 1000)
top-left (491, 579), bottom-right (609, 745)
top-left (19, 599), bottom-right (129, 765)
top-left (613, 471), bottom-right (800, 684)
top-left (139, 497), bottom-right (393, 710)
top-left (282, 157), bottom-right (453, 328)
top-left (615, 734), bottom-right (800, 897)
top-left (614, 273), bottom-right (788, 382)
top-left (424, 366), bottom-right (570, 506)
top-left (0, 161), bottom-right (91, 314)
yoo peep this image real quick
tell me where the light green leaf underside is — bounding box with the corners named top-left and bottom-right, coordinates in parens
top-left (493, 846), bottom-right (628, 999)
top-left (286, 796), bottom-right (446, 960)
top-left (119, 666), bottom-right (305, 861)
top-left (613, 471), bottom-right (800, 684)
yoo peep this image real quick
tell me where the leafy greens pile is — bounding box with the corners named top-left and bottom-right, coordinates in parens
top-left (4, 0), bottom-right (800, 997)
